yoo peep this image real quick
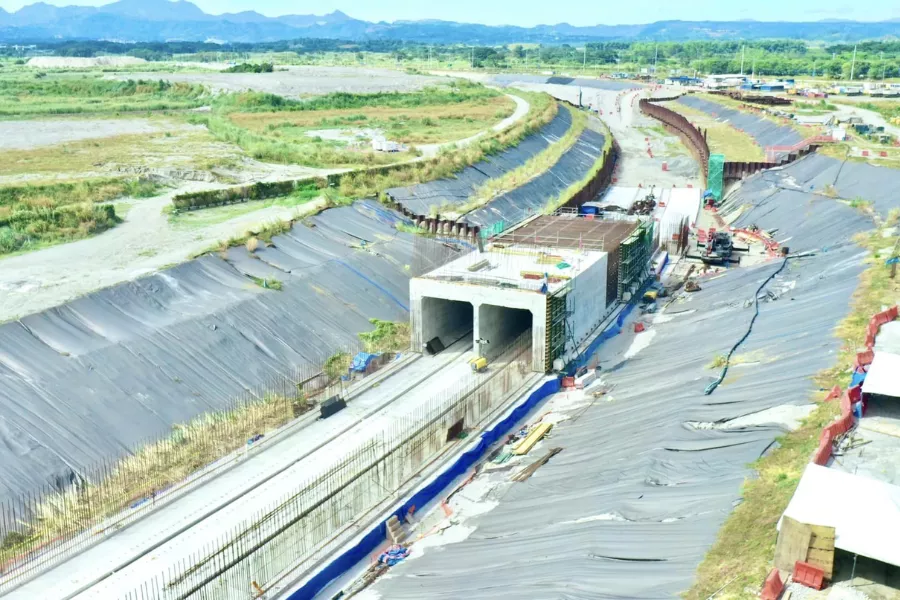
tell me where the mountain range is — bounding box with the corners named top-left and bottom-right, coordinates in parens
top-left (1, 0), bottom-right (899, 43)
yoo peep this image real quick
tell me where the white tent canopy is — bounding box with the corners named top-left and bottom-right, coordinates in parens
top-left (862, 352), bottom-right (900, 398)
top-left (780, 464), bottom-right (900, 567)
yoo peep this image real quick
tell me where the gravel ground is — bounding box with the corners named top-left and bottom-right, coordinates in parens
top-left (0, 162), bottom-right (335, 322)
top-left (0, 118), bottom-right (202, 151)
top-left (114, 66), bottom-right (445, 98)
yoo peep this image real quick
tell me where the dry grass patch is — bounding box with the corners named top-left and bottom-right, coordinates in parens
top-left (228, 95), bottom-right (516, 145)
top-left (669, 101), bottom-right (766, 162)
top-left (0, 392), bottom-right (309, 566)
top-left (0, 128), bottom-right (240, 177)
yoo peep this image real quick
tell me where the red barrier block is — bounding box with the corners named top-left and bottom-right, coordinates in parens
top-left (634, 323), bottom-right (646, 333)
top-left (824, 385), bottom-right (842, 402)
top-left (794, 561), bottom-right (825, 590)
top-left (812, 439), bottom-right (831, 466)
top-left (760, 568), bottom-right (785, 600)
top-left (848, 385), bottom-right (862, 404)
top-left (562, 376), bottom-right (576, 388)
top-left (856, 349), bottom-right (875, 368)
top-left (840, 392), bottom-right (852, 416)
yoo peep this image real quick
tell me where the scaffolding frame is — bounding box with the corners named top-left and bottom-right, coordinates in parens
top-left (618, 220), bottom-right (655, 300)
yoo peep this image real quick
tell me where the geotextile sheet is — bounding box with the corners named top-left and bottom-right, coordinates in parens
top-left (0, 201), bottom-right (433, 506)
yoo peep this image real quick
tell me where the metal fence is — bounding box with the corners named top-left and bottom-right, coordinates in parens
top-left (0, 341), bottom-right (382, 594)
top-left (120, 333), bottom-right (533, 600)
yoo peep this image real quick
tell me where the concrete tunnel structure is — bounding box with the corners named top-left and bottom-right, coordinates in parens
top-left (410, 214), bottom-right (656, 372)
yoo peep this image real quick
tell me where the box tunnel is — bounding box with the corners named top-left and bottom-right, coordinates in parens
top-left (420, 297), bottom-right (474, 354)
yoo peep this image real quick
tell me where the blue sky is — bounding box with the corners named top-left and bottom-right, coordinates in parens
top-left (1, 0), bottom-right (898, 26)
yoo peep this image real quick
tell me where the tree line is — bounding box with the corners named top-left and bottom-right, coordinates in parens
top-left (4, 38), bottom-right (899, 79)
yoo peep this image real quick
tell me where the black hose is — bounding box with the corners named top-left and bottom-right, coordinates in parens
top-left (704, 257), bottom-right (789, 395)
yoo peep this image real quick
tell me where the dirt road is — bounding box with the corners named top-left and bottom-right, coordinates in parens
top-left (0, 166), bottom-right (329, 322)
top-left (511, 83), bottom-right (701, 188)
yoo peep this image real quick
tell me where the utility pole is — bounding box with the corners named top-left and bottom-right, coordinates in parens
top-left (740, 45), bottom-right (745, 76)
top-left (850, 43), bottom-right (857, 81)
top-left (654, 43), bottom-right (658, 75)
top-left (882, 51), bottom-right (886, 82)
top-left (583, 45), bottom-right (587, 72)
top-left (471, 46), bottom-right (475, 70)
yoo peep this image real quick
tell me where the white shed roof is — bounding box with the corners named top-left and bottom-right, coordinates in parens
top-left (780, 464), bottom-right (900, 567)
top-left (862, 352), bottom-right (900, 398)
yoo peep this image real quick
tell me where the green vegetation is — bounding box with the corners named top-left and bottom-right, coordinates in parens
top-left (223, 62), bottom-right (274, 73)
top-left (0, 391), bottom-right (311, 569)
top-left (337, 91), bottom-right (556, 199)
top-left (668, 99), bottom-right (766, 162)
top-left (250, 276), bottom-right (283, 290)
top-left (852, 100), bottom-right (900, 121)
top-left (170, 185), bottom-right (323, 228)
top-left (793, 99), bottom-right (837, 113)
top-left (324, 351), bottom-right (352, 379)
top-left (358, 319), bottom-right (411, 354)
top-left (687, 215), bottom-right (900, 600)
top-left (0, 74), bottom-right (207, 117)
top-left (0, 178), bottom-right (161, 255)
top-left (10, 38), bottom-right (900, 78)
top-left (201, 81), bottom-right (508, 168)
top-left (172, 179), bottom-right (324, 211)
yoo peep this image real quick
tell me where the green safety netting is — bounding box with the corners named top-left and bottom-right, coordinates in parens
top-left (708, 153), bottom-right (725, 202)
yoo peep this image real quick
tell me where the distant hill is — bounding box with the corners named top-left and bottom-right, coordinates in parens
top-left (1, 0), bottom-right (899, 43)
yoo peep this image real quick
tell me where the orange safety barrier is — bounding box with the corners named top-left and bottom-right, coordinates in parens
top-left (760, 568), bottom-right (786, 600)
top-left (794, 561), bottom-right (825, 590)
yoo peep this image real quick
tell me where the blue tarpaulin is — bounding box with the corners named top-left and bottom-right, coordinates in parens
top-left (289, 378), bottom-right (561, 600)
top-left (351, 352), bottom-right (379, 373)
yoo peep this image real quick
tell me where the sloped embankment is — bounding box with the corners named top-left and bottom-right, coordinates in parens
top-left (371, 156), bottom-right (880, 599)
top-left (0, 201), bottom-right (447, 507)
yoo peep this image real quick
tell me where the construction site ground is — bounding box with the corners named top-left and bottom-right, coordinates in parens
top-left (4, 335), bottom-right (492, 599)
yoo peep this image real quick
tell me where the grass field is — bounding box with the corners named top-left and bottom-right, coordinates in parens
top-left (0, 72), bottom-right (208, 117)
top-left (169, 183), bottom-right (322, 228)
top-left (335, 90), bottom-right (556, 199)
top-left (227, 95), bottom-right (515, 145)
top-left (200, 81), bottom-right (512, 168)
top-left (668, 101), bottom-right (766, 162)
top-left (686, 214), bottom-right (899, 600)
top-left (0, 178), bottom-right (161, 255)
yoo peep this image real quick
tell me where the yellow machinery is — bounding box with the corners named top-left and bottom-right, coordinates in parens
top-left (469, 356), bottom-right (488, 373)
top-left (512, 423), bottom-right (553, 455)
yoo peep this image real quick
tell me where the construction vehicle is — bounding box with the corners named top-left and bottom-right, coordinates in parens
top-left (689, 231), bottom-right (749, 266)
top-left (469, 356), bottom-right (488, 373)
top-left (629, 188), bottom-right (657, 216)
